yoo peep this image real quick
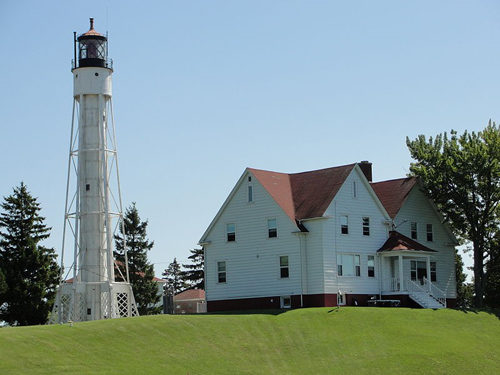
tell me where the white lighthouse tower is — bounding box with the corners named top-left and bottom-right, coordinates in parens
top-left (52, 19), bottom-right (138, 322)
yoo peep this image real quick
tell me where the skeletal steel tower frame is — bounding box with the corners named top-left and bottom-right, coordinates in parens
top-left (51, 19), bottom-right (138, 323)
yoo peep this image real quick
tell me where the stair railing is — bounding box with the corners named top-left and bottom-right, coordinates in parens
top-left (423, 277), bottom-right (447, 308)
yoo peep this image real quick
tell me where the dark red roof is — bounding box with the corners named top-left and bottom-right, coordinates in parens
top-left (378, 231), bottom-right (436, 252)
top-left (371, 177), bottom-right (417, 218)
top-left (249, 164), bottom-right (356, 222)
top-left (174, 289), bottom-right (205, 301)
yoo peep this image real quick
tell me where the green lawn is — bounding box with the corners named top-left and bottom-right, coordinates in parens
top-left (0, 307), bottom-right (499, 374)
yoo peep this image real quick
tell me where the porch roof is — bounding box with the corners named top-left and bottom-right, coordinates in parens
top-left (377, 231), bottom-right (436, 253)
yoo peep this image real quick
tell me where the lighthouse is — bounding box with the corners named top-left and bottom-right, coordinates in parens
top-left (52, 19), bottom-right (138, 322)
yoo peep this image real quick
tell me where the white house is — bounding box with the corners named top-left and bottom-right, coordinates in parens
top-left (199, 162), bottom-right (457, 311)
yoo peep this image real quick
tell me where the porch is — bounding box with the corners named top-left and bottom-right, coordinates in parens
top-left (378, 231), bottom-right (447, 309)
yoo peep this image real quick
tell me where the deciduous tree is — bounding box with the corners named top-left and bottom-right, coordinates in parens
top-left (0, 183), bottom-right (60, 325)
top-left (406, 122), bottom-right (500, 307)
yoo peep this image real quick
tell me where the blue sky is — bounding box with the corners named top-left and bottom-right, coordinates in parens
top-left (1, 1), bottom-right (498, 277)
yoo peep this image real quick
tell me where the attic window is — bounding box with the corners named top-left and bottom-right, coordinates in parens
top-left (248, 176), bottom-right (252, 182)
top-left (426, 224), bottom-right (433, 242)
top-left (340, 215), bottom-right (349, 234)
top-left (411, 222), bottom-right (417, 240)
top-left (248, 185), bottom-right (253, 202)
top-left (86, 184), bottom-right (90, 191)
top-left (353, 181), bottom-right (357, 198)
top-left (226, 223), bottom-right (236, 242)
top-left (268, 218), bottom-right (277, 238)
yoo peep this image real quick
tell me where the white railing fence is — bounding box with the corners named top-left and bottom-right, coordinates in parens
top-left (423, 277), bottom-right (447, 308)
top-left (407, 278), bottom-right (426, 295)
top-left (383, 277), bottom-right (401, 292)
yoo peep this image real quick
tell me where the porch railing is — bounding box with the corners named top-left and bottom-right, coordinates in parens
top-left (407, 278), bottom-right (426, 295)
top-left (423, 277), bottom-right (447, 308)
top-left (383, 277), bottom-right (405, 292)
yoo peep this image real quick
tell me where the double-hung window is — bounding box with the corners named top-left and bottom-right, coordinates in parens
top-left (367, 255), bottom-right (375, 277)
top-left (280, 256), bottom-right (289, 278)
top-left (426, 224), bottom-right (433, 242)
top-left (226, 223), bottom-right (235, 242)
top-left (340, 215), bottom-right (349, 234)
top-left (430, 261), bottom-right (437, 282)
top-left (337, 254), bottom-right (360, 276)
top-left (268, 218), bottom-right (277, 238)
top-left (411, 222), bottom-right (418, 240)
top-left (362, 217), bottom-right (370, 236)
top-left (217, 261), bottom-right (226, 283)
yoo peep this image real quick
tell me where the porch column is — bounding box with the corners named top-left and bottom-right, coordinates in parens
top-left (426, 255), bottom-right (431, 292)
top-left (398, 255), bottom-right (403, 292)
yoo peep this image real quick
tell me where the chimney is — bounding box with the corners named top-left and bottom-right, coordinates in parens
top-left (359, 161), bottom-right (372, 182)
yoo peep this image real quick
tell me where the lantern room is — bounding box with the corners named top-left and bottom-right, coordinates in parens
top-left (74, 18), bottom-right (110, 69)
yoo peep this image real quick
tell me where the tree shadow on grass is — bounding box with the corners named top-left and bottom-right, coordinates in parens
top-left (204, 309), bottom-right (287, 316)
top-left (454, 307), bottom-right (500, 319)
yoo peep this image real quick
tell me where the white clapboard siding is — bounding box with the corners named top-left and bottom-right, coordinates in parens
top-left (394, 187), bottom-right (457, 298)
top-left (323, 168), bottom-right (390, 295)
top-left (203, 171), bottom-right (303, 301)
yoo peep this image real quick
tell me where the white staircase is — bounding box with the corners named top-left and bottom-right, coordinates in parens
top-left (407, 278), bottom-right (446, 309)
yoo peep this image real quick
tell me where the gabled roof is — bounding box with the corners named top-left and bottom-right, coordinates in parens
top-left (249, 163), bottom-right (356, 221)
top-left (377, 230), bottom-right (436, 252)
top-left (371, 177), bottom-right (417, 218)
top-left (174, 289), bottom-right (205, 301)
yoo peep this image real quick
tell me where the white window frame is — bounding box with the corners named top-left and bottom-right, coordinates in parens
top-left (337, 253), bottom-right (361, 277)
top-left (426, 223), bottom-right (433, 242)
top-left (280, 296), bottom-right (291, 309)
top-left (267, 218), bottom-right (277, 238)
top-left (279, 255), bottom-right (289, 279)
top-left (362, 217), bottom-right (370, 236)
top-left (411, 222), bottom-right (418, 240)
top-left (217, 261), bottom-right (226, 283)
top-left (226, 223), bottom-right (236, 242)
top-left (340, 215), bottom-right (349, 235)
top-left (367, 255), bottom-right (375, 277)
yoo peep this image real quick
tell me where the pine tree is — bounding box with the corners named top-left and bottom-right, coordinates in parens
top-left (0, 267), bottom-right (6, 303)
top-left (406, 122), bottom-right (500, 307)
top-left (162, 258), bottom-right (187, 295)
top-left (182, 248), bottom-right (204, 289)
top-left (0, 183), bottom-right (60, 326)
top-left (114, 203), bottom-right (160, 315)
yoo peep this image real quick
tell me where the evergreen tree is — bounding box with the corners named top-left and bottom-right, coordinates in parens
top-left (114, 203), bottom-right (160, 315)
top-left (182, 248), bottom-right (204, 289)
top-left (0, 268), bottom-right (6, 303)
top-left (162, 258), bottom-right (187, 295)
top-left (0, 183), bottom-right (60, 325)
top-left (406, 122), bottom-right (500, 307)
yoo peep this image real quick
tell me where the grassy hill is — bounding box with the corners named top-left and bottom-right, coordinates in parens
top-left (0, 307), bottom-right (499, 375)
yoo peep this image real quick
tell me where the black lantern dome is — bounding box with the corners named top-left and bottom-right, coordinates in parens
top-left (75, 18), bottom-right (109, 68)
